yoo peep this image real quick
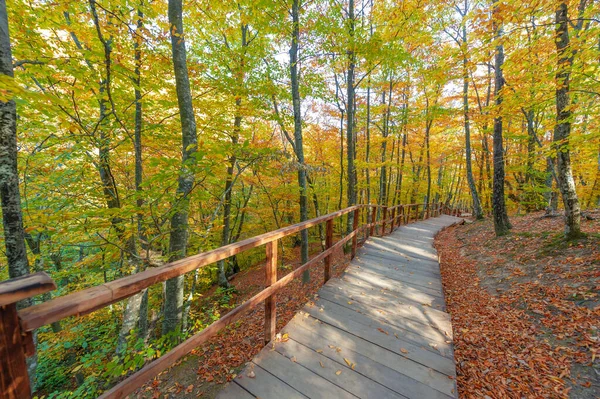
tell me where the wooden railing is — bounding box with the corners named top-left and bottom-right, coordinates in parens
top-left (0, 202), bottom-right (461, 399)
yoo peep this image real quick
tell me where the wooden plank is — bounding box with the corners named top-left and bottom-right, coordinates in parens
top-left (19, 206), bottom-right (362, 332)
top-left (354, 253), bottom-right (441, 277)
top-left (346, 264), bottom-right (444, 293)
top-left (314, 291), bottom-right (453, 356)
top-left (318, 284), bottom-right (450, 338)
top-left (370, 207), bottom-right (376, 236)
top-left (357, 246), bottom-right (439, 267)
top-left (252, 346), bottom-right (357, 399)
top-left (339, 268), bottom-right (444, 299)
top-left (273, 337), bottom-right (407, 399)
top-left (264, 240), bottom-right (278, 345)
top-left (326, 278), bottom-right (452, 334)
top-left (353, 255), bottom-right (441, 279)
top-left (236, 362), bottom-right (307, 399)
top-left (351, 208), bottom-right (360, 258)
top-left (0, 272), bottom-right (56, 307)
top-left (351, 259), bottom-right (443, 288)
top-left (216, 381), bottom-right (255, 399)
top-left (303, 300), bottom-right (455, 373)
top-left (286, 315), bottom-right (456, 398)
top-left (362, 241), bottom-right (439, 263)
top-left (0, 304), bottom-right (31, 399)
top-left (325, 276), bottom-right (446, 310)
top-left (324, 219), bottom-right (333, 282)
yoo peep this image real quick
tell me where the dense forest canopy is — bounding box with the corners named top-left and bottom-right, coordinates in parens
top-left (0, 0), bottom-right (598, 396)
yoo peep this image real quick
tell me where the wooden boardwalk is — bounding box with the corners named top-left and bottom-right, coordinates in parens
top-left (218, 215), bottom-right (463, 399)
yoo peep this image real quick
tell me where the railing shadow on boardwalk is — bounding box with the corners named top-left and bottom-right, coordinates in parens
top-left (0, 203), bottom-right (466, 399)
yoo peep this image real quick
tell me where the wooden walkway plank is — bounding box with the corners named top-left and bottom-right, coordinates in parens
top-left (286, 314), bottom-right (456, 398)
top-left (315, 288), bottom-right (453, 350)
top-left (324, 277), bottom-right (446, 310)
top-left (217, 381), bottom-right (255, 399)
top-left (252, 347), bottom-right (358, 399)
top-left (234, 362), bottom-right (308, 399)
top-left (273, 337), bottom-right (407, 399)
top-left (302, 300), bottom-right (455, 374)
top-left (356, 251), bottom-right (441, 274)
top-left (217, 216), bottom-right (462, 399)
top-left (351, 258), bottom-right (443, 288)
top-left (340, 268), bottom-right (445, 300)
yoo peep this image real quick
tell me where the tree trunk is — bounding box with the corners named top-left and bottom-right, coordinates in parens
top-left (346, 0), bottom-right (357, 234)
top-left (461, 20), bottom-right (483, 219)
top-left (218, 22), bottom-right (247, 288)
top-left (290, 0), bottom-right (309, 282)
top-left (492, 0), bottom-right (511, 236)
top-left (163, 0), bottom-right (198, 337)
top-left (553, 1), bottom-right (582, 239)
top-left (133, 1), bottom-right (149, 343)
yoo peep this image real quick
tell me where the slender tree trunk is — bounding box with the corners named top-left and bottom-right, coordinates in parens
top-left (553, 1), bottom-right (582, 239)
top-left (492, 0), bottom-right (511, 236)
top-left (365, 82), bottom-right (371, 211)
top-left (346, 0), bottom-right (357, 234)
top-left (290, 0), bottom-right (309, 281)
top-left (88, 0), bottom-right (144, 355)
top-left (163, 0), bottom-right (198, 336)
top-left (461, 18), bottom-right (483, 219)
top-left (217, 23), bottom-right (247, 288)
top-left (378, 82), bottom-right (392, 208)
top-left (133, 2), bottom-right (149, 343)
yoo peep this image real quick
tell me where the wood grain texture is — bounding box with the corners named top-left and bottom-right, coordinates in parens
top-left (264, 240), bottom-right (278, 345)
top-left (0, 272), bottom-right (56, 307)
top-left (0, 304), bottom-right (31, 399)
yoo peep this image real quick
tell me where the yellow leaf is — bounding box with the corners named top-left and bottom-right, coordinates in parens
top-left (319, 361), bottom-right (325, 368)
top-left (344, 358), bottom-right (352, 367)
top-left (400, 348), bottom-right (409, 354)
top-left (336, 370), bottom-right (342, 375)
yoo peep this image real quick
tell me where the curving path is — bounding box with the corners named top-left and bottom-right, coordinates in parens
top-left (217, 215), bottom-right (463, 399)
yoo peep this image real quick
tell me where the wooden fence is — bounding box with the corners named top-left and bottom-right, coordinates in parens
top-left (0, 202), bottom-right (464, 399)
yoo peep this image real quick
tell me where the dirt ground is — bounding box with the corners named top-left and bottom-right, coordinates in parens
top-left (436, 210), bottom-right (600, 398)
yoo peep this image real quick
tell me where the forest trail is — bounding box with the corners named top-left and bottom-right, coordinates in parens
top-left (217, 215), bottom-right (463, 399)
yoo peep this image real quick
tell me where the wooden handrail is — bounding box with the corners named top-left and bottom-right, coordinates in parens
top-left (0, 202), bottom-right (460, 399)
top-left (18, 206), bottom-right (361, 332)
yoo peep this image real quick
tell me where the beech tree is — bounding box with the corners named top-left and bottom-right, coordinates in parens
top-left (163, 0), bottom-right (198, 336)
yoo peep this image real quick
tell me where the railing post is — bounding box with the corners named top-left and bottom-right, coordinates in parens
top-left (324, 219), bottom-right (333, 282)
top-left (414, 204), bottom-right (419, 222)
top-left (1, 303), bottom-right (31, 399)
top-left (264, 240), bottom-right (278, 345)
top-left (390, 207), bottom-right (396, 233)
top-left (370, 206), bottom-right (376, 237)
top-left (351, 208), bottom-right (360, 259)
top-left (0, 272), bottom-right (56, 399)
top-left (381, 207), bottom-right (388, 236)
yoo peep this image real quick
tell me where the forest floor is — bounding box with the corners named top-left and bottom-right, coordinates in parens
top-left (133, 240), bottom-right (352, 399)
top-left (436, 210), bottom-right (600, 399)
